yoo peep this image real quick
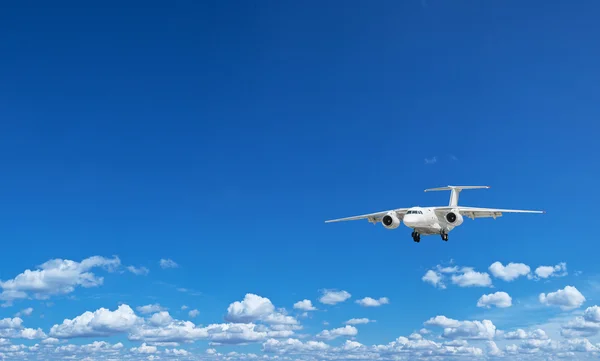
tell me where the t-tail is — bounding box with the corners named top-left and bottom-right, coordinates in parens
top-left (424, 185), bottom-right (490, 207)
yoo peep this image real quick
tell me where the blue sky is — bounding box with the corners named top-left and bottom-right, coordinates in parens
top-left (0, 0), bottom-right (599, 359)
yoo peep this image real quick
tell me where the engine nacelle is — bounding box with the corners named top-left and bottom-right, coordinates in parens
top-left (382, 212), bottom-right (401, 229)
top-left (445, 209), bottom-right (464, 226)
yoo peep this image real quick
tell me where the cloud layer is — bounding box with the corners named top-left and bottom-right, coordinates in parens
top-left (0, 256), bottom-right (593, 361)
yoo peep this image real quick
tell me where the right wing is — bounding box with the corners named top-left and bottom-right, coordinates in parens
top-left (434, 206), bottom-right (545, 219)
top-left (325, 208), bottom-right (410, 224)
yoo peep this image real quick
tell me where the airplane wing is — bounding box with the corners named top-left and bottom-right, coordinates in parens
top-left (435, 206), bottom-right (545, 220)
top-left (325, 208), bottom-right (410, 224)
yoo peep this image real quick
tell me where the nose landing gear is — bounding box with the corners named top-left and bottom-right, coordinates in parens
top-left (412, 231), bottom-right (421, 243)
top-left (441, 232), bottom-right (448, 241)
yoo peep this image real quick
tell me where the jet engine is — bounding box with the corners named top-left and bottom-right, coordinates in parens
top-left (445, 209), bottom-right (464, 226)
top-left (382, 212), bottom-right (401, 229)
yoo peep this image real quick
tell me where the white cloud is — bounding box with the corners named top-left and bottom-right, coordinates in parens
top-left (488, 262), bottom-right (530, 281)
top-left (19, 327), bottom-right (47, 339)
top-left (424, 316), bottom-right (497, 340)
top-left (15, 307), bottom-right (33, 317)
top-left (424, 157), bottom-right (437, 164)
top-left (477, 291), bottom-right (512, 308)
top-left (126, 266), bottom-right (149, 276)
top-left (503, 328), bottom-right (549, 340)
top-left (539, 286), bottom-right (585, 310)
top-left (189, 309), bottom-right (200, 318)
top-left (262, 338), bottom-right (330, 354)
top-left (316, 325), bottom-right (358, 340)
top-left (356, 297), bottom-right (389, 307)
top-left (534, 262), bottom-right (568, 279)
top-left (451, 269), bottom-right (492, 287)
top-left (225, 293), bottom-right (275, 323)
top-left (293, 299), bottom-right (316, 311)
top-left (0, 256), bottom-right (120, 303)
top-left (561, 305), bottom-right (600, 338)
top-left (7, 257), bottom-right (600, 361)
top-left (159, 259), bottom-right (179, 269)
top-left (130, 342), bottom-right (158, 354)
top-left (136, 304), bottom-right (166, 315)
top-left (165, 348), bottom-right (190, 356)
top-left (345, 318), bottom-right (374, 325)
top-left (423, 264), bottom-right (492, 289)
top-left (225, 294), bottom-right (298, 326)
top-left (148, 311), bottom-right (173, 327)
top-left (130, 320), bottom-right (270, 345)
top-left (422, 270), bottom-right (445, 289)
top-left (49, 304), bottom-right (141, 338)
top-left (486, 340), bottom-right (504, 357)
top-left (42, 337), bottom-right (60, 344)
top-left (424, 315), bottom-right (460, 328)
top-left (319, 290), bottom-right (351, 305)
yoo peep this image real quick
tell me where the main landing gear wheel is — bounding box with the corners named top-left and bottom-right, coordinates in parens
top-left (412, 231), bottom-right (421, 243)
top-left (441, 233), bottom-right (448, 241)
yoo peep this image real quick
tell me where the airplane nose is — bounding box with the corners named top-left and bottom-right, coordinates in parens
top-left (404, 214), bottom-right (416, 226)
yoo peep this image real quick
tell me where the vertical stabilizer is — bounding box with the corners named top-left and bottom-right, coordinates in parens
top-left (449, 188), bottom-right (460, 207)
top-left (424, 185), bottom-right (491, 207)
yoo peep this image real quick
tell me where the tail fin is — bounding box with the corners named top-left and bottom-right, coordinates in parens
top-left (424, 185), bottom-right (490, 207)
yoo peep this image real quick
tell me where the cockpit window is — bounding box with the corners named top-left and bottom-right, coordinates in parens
top-left (407, 210), bottom-right (423, 214)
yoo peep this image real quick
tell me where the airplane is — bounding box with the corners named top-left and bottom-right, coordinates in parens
top-left (325, 185), bottom-right (544, 243)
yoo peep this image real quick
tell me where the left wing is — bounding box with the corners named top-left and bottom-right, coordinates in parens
top-left (435, 206), bottom-right (545, 220)
top-left (325, 208), bottom-right (410, 224)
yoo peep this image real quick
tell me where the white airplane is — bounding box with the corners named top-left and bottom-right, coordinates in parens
top-left (325, 185), bottom-right (544, 242)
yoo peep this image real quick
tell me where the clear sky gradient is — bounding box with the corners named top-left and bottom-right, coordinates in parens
top-left (0, 0), bottom-right (599, 360)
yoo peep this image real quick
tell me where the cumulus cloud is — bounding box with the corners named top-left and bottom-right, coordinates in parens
top-left (316, 325), bottom-right (358, 340)
top-left (159, 259), bottom-right (179, 269)
top-left (136, 304), bottom-right (166, 315)
top-left (422, 270), bottom-right (445, 289)
top-left (0, 256), bottom-right (120, 303)
top-left (319, 290), bottom-right (351, 305)
top-left (15, 307), bottom-right (33, 317)
top-left (293, 300), bottom-right (316, 311)
top-left (225, 294), bottom-right (298, 326)
top-left (356, 297), bottom-right (389, 307)
top-left (189, 309), bottom-right (200, 318)
top-left (423, 264), bottom-right (492, 288)
top-left (424, 316), bottom-right (497, 340)
top-left (451, 269), bottom-right (492, 287)
top-left (262, 338), bottom-right (330, 354)
top-left (539, 286), bottom-right (585, 310)
top-left (126, 266), bottom-right (150, 276)
top-left (486, 340), bottom-right (504, 357)
top-left (345, 318), bottom-right (374, 325)
top-left (488, 262), bottom-right (530, 281)
top-left (534, 262), bottom-right (568, 279)
top-left (130, 342), bottom-right (158, 354)
top-left (503, 328), bottom-right (549, 340)
top-left (225, 294), bottom-right (272, 322)
top-left (130, 320), bottom-right (269, 345)
top-left (561, 305), bottom-right (600, 338)
top-left (49, 304), bottom-right (141, 338)
top-left (477, 292), bottom-right (512, 308)
top-left (47, 302), bottom-right (284, 346)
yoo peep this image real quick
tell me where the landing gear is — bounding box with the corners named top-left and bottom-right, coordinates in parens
top-left (412, 231), bottom-right (421, 243)
top-left (441, 232), bottom-right (448, 241)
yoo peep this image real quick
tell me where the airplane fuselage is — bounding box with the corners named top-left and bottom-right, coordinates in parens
top-left (402, 207), bottom-right (459, 235)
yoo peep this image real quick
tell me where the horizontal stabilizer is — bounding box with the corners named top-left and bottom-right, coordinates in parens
top-left (424, 185), bottom-right (490, 192)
